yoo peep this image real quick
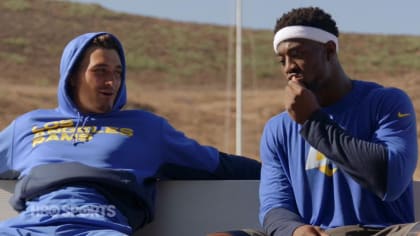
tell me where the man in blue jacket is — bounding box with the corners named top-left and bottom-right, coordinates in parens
top-left (259, 6), bottom-right (419, 236)
top-left (0, 32), bottom-right (261, 235)
top-left (211, 6), bottom-right (420, 236)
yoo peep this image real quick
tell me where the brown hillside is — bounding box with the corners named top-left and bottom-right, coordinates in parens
top-left (1, 0), bottom-right (420, 180)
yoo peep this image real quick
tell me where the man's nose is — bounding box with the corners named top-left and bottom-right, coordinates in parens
top-left (284, 58), bottom-right (297, 77)
top-left (105, 72), bottom-right (120, 84)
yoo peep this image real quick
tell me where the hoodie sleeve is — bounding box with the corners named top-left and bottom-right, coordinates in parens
top-left (157, 119), bottom-right (260, 180)
top-left (0, 121), bottom-right (18, 179)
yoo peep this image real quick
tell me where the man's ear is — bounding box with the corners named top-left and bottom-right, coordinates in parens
top-left (325, 41), bottom-right (337, 60)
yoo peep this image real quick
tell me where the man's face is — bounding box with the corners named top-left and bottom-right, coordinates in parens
top-left (71, 47), bottom-right (122, 114)
top-left (276, 38), bottom-right (330, 92)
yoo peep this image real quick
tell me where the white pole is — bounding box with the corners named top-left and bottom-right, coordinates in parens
top-left (235, 0), bottom-right (242, 155)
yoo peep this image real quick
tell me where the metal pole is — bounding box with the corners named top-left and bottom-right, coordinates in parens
top-left (235, 0), bottom-right (242, 155)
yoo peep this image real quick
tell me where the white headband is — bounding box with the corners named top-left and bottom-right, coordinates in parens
top-left (273, 25), bottom-right (339, 54)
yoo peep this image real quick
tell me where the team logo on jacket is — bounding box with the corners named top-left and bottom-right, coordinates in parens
top-left (305, 147), bottom-right (337, 177)
top-left (31, 119), bottom-right (134, 147)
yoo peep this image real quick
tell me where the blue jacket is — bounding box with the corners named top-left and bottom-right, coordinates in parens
top-left (260, 80), bottom-right (417, 235)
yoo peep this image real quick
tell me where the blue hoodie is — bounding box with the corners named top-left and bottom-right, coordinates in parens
top-left (0, 32), bottom-right (261, 234)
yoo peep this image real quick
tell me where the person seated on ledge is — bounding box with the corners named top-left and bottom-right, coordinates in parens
top-left (0, 32), bottom-right (261, 236)
top-left (209, 6), bottom-right (420, 236)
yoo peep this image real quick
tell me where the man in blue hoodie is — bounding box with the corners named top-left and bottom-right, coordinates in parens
top-left (0, 32), bottom-right (261, 235)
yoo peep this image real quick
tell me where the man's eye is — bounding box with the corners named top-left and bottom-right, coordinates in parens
top-left (277, 57), bottom-right (285, 66)
top-left (94, 68), bottom-right (106, 74)
top-left (290, 49), bottom-right (303, 59)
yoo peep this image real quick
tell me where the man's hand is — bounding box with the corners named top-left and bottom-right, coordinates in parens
top-left (284, 79), bottom-right (320, 124)
top-left (293, 225), bottom-right (329, 236)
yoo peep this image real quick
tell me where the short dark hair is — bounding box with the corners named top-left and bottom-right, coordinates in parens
top-left (274, 7), bottom-right (339, 37)
top-left (89, 33), bottom-right (120, 51)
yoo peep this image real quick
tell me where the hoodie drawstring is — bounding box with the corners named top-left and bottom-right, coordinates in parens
top-left (72, 113), bottom-right (90, 145)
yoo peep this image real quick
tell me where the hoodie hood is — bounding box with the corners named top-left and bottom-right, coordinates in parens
top-left (57, 32), bottom-right (127, 116)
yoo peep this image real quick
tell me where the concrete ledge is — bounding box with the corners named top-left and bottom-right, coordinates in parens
top-left (1, 180), bottom-right (419, 236)
top-left (0, 180), bottom-right (261, 235)
top-left (137, 180), bottom-right (261, 235)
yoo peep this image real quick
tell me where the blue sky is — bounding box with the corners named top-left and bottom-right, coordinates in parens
top-left (67, 0), bottom-right (420, 36)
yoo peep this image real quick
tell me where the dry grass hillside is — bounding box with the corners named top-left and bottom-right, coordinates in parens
top-left (1, 0), bottom-right (420, 179)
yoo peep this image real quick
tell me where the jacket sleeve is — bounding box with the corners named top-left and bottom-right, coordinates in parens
top-left (157, 119), bottom-right (260, 180)
top-left (0, 121), bottom-right (19, 179)
top-left (300, 88), bottom-right (417, 201)
top-left (158, 152), bottom-right (261, 180)
top-left (259, 120), bottom-right (302, 235)
top-left (263, 207), bottom-right (305, 236)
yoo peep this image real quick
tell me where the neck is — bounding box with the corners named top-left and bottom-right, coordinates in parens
top-left (316, 68), bottom-right (352, 107)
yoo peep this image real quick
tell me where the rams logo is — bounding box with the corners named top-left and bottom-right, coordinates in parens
top-left (305, 147), bottom-right (337, 177)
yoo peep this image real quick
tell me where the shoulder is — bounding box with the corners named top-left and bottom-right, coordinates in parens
top-left (114, 109), bottom-right (168, 126)
top-left (355, 80), bottom-right (409, 98)
top-left (1, 109), bottom-right (62, 135)
top-left (265, 111), bottom-right (294, 129)
top-left (355, 80), bottom-right (412, 104)
top-left (372, 87), bottom-right (412, 108)
top-left (14, 109), bottom-right (60, 125)
top-left (119, 109), bottom-right (165, 119)
top-left (262, 111), bottom-right (297, 138)
top-left (118, 109), bottom-right (163, 119)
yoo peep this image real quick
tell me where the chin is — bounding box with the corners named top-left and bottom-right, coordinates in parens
top-left (94, 106), bottom-right (113, 114)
